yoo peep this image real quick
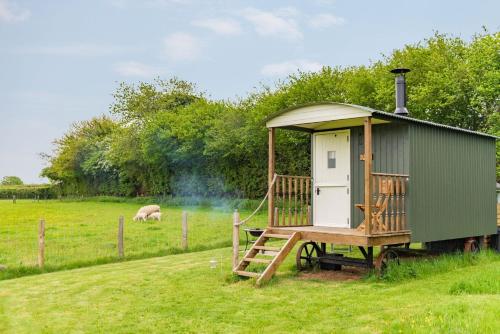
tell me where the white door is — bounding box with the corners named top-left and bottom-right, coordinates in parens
top-left (313, 130), bottom-right (351, 228)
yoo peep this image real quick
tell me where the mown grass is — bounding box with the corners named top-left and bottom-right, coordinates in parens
top-left (0, 200), bottom-right (267, 280)
top-left (0, 246), bottom-right (498, 333)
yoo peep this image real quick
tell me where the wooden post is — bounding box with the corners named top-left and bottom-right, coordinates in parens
top-left (12, 195), bottom-right (16, 204)
top-left (364, 117), bottom-right (372, 235)
top-left (268, 127), bottom-right (275, 227)
top-left (118, 216), bottom-right (124, 258)
top-left (232, 210), bottom-right (240, 269)
top-left (182, 211), bottom-right (188, 250)
top-left (38, 219), bottom-right (45, 268)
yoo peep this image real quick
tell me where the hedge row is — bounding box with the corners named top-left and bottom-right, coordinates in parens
top-left (60, 195), bottom-right (264, 211)
top-left (0, 185), bottom-right (58, 199)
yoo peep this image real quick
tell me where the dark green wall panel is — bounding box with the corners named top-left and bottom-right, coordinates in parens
top-left (408, 124), bottom-right (497, 242)
top-left (350, 123), bottom-right (409, 227)
top-left (318, 120), bottom-right (495, 242)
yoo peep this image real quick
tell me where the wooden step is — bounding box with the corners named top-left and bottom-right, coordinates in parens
top-left (243, 258), bottom-right (272, 264)
top-left (264, 233), bottom-right (291, 239)
top-left (254, 246), bottom-right (281, 252)
top-left (257, 232), bottom-right (301, 286)
top-left (234, 270), bottom-right (260, 278)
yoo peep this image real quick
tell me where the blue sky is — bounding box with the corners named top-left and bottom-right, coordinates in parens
top-left (1, 0), bottom-right (499, 183)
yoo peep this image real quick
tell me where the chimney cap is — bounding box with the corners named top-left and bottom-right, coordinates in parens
top-left (390, 68), bottom-right (411, 74)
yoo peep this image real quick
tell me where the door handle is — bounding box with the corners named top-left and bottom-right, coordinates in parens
top-left (316, 188), bottom-right (320, 195)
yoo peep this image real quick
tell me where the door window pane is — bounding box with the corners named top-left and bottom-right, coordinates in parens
top-left (328, 151), bottom-right (336, 168)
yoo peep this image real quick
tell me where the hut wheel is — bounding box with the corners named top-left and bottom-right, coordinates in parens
top-left (375, 249), bottom-right (400, 275)
top-left (464, 238), bottom-right (479, 253)
top-left (296, 241), bottom-right (322, 271)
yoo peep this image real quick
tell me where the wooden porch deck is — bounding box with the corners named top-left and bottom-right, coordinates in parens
top-left (233, 225), bottom-right (411, 285)
top-left (269, 226), bottom-right (411, 247)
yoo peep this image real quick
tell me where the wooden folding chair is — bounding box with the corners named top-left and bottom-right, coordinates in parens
top-left (355, 178), bottom-right (393, 233)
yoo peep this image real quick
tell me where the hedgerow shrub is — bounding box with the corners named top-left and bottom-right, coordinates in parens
top-left (0, 185), bottom-right (58, 199)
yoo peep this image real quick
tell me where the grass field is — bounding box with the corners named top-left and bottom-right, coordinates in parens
top-left (0, 246), bottom-right (498, 333)
top-left (0, 200), bottom-right (499, 332)
top-left (0, 200), bottom-right (267, 280)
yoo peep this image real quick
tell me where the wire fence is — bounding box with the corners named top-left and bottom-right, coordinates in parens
top-left (0, 203), bottom-right (268, 278)
top-left (1, 217), bottom-right (166, 270)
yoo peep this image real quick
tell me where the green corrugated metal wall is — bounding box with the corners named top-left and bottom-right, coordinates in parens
top-left (350, 123), bottom-right (409, 228)
top-left (315, 120), bottom-right (496, 241)
top-left (408, 124), bottom-right (497, 242)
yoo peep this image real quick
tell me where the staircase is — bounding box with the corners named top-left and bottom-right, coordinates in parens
top-left (233, 229), bottom-right (300, 286)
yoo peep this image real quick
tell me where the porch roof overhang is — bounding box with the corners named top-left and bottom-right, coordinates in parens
top-left (265, 103), bottom-right (389, 132)
top-left (266, 102), bottom-right (498, 139)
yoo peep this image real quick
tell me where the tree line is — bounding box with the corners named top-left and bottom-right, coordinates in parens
top-left (41, 32), bottom-right (500, 199)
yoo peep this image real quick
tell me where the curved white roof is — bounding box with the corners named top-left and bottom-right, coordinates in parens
top-left (265, 102), bottom-right (387, 131)
top-left (266, 102), bottom-right (497, 139)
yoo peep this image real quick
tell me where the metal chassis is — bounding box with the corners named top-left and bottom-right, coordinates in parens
top-left (317, 243), bottom-right (374, 269)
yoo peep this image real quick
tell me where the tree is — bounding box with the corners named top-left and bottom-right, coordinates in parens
top-left (41, 116), bottom-right (120, 195)
top-left (1, 176), bottom-right (23, 186)
top-left (42, 31), bottom-right (500, 196)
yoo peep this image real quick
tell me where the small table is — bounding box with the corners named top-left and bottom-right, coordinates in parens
top-left (243, 228), bottom-right (264, 251)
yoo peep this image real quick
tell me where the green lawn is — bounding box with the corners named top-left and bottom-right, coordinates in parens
top-left (1, 200), bottom-right (499, 333)
top-left (0, 246), bottom-right (498, 333)
top-left (0, 200), bottom-right (267, 279)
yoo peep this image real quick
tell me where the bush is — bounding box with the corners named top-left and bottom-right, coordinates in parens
top-left (0, 184), bottom-right (58, 199)
top-left (1, 176), bottom-right (23, 186)
top-left (61, 195), bottom-right (265, 211)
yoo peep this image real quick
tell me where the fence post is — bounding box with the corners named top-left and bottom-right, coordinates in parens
top-left (118, 216), bottom-right (124, 258)
top-left (182, 211), bottom-right (188, 250)
top-left (232, 210), bottom-right (240, 270)
top-left (38, 219), bottom-right (45, 268)
top-left (12, 195), bottom-right (16, 204)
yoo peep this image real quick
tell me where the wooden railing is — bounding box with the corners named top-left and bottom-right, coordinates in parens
top-left (271, 174), bottom-right (312, 227)
top-left (369, 172), bottom-right (409, 233)
top-left (497, 203), bottom-right (500, 227)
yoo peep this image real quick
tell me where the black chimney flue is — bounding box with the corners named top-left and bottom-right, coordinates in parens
top-left (390, 68), bottom-right (410, 116)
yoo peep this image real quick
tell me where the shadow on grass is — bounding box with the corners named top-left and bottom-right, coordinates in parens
top-left (0, 240), bottom-right (233, 281)
top-left (234, 250), bottom-right (500, 287)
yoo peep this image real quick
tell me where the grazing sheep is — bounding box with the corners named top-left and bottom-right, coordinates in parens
top-left (148, 212), bottom-right (162, 221)
top-left (137, 205), bottom-right (160, 216)
top-left (133, 212), bottom-right (147, 222)
top-left (133, 205), bottom-right (160, 221)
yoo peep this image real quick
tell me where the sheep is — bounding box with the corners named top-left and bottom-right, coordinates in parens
top-left (133, 212), bottom-right (147, 222)
top-left (136, 205), bottom-right (160, 216)
top-left (133, 205), bottom-right (160, 222)
top-left (147, 212), bottom-right (162, 221)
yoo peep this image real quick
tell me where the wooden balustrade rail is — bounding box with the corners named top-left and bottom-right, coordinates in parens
top-left (369, 173), bottom-right (409, 234)
top-left (271, 174), bottom-right (312, 227)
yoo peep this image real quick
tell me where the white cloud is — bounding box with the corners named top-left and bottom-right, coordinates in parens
top-left (0, 0), bottom-right (30, 23)
top-left (114, 61), bottom-right (165, 77)
top-left (275, 6), bottom-right (300, 18)
top-left (314, 0), bottom-right (337, 6)
top-left (261, 59), bottom-right (323, 77)
top-left (241, 7), bottom-right (302, 40)
top-left (13, 43), bottom-right (126, 56)
top-left (109, 0), bottom-right (189, 8)
top-left (309, 13), bottom-right (345, 29)
top-left (145, 0), bottom-right (189, 6)
top-left (164, 32), bottom-right (200, 61)
top-left (192, 18), bottom-right (241, 35)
